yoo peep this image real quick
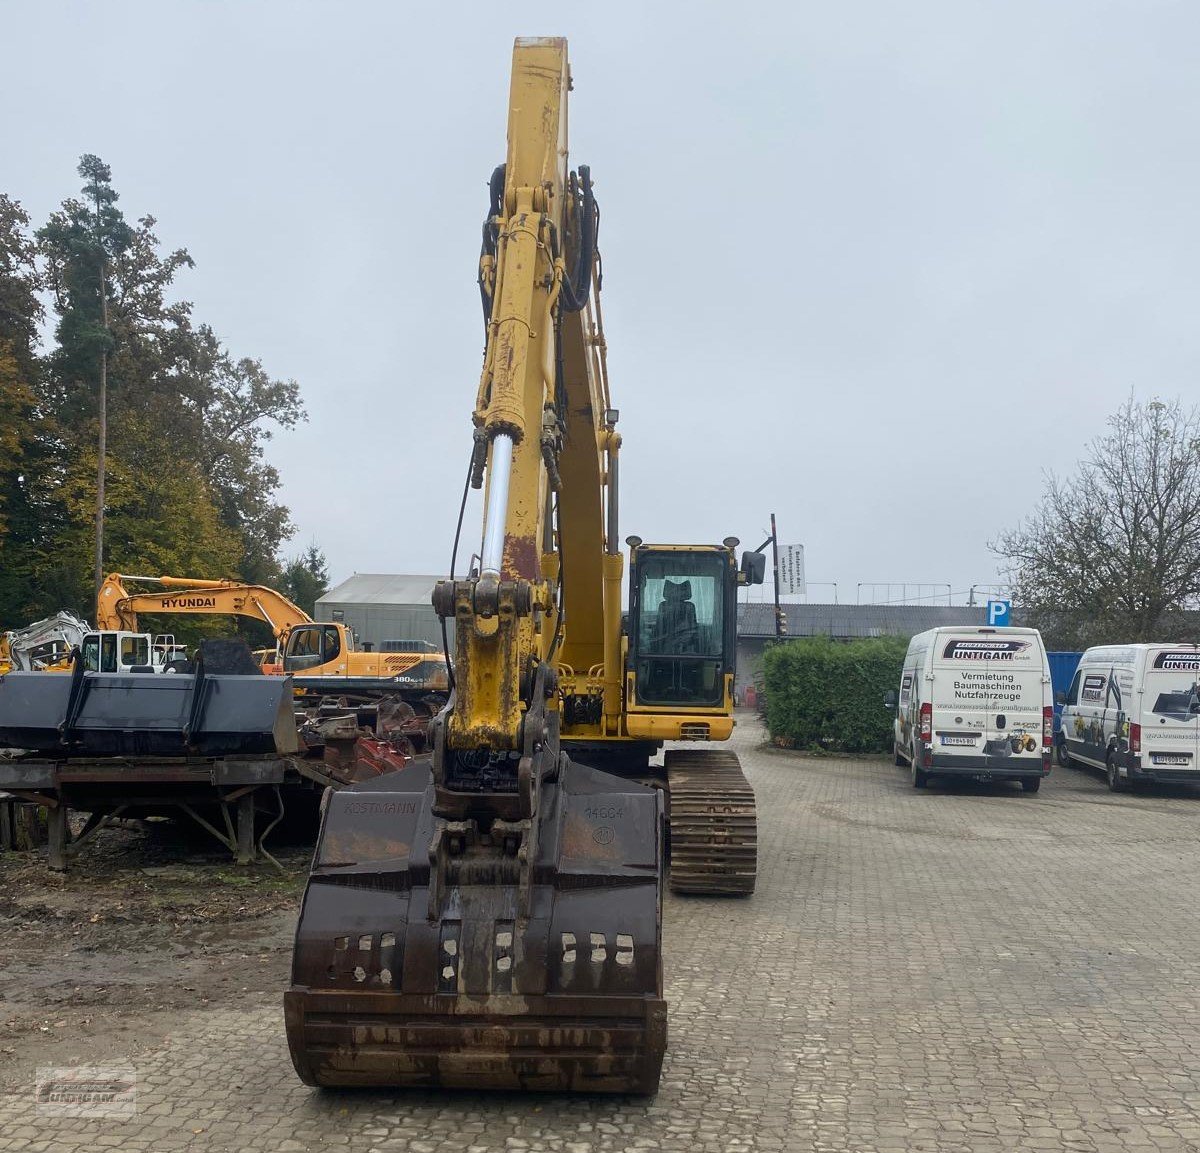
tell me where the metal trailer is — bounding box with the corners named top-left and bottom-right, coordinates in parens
top-left (0, 650), bottom-right (402, 872)
top-left (0, 752), bottom-right (319, 871)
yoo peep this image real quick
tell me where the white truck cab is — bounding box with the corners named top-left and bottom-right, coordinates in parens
top-left (1060, 644), bottom-right (1200, 791)
top-left (893, 625), bottom-right (1053, 792)
top-left (79, 631), bottom-right (189, 674)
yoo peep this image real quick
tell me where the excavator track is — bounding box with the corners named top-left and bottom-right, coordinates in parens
top-left (665, 749), bottom-right (757, 896)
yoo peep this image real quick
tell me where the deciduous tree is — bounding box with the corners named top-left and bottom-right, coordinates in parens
top-left (27, 155), bottom-right (304, 618)
top-left (994, 396), bottom-right (1200, 647)
top-left (0, 195), bottom-right (45, 619)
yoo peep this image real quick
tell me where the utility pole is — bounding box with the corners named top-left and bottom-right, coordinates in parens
top-left (770, 513), bottom-right (783, 637)
top-left (753, 515), bottom-right (787, 636)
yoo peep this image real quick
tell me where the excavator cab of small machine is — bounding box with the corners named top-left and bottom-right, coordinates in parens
top-left (80, 631), bottom-right (155, 673)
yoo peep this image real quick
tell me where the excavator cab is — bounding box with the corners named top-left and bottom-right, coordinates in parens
top-left (283, 623), bottom-right (343, 672)
top-left (628, 546), bottom-right (737, 708)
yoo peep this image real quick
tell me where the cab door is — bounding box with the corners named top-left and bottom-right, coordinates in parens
top-left (896, 669), bottom-right (915, 752)
top-left (1076, 668), bottom-right (1109, 763)
top-left (1104, 668), bottom-right (1129, 762)
top-left (283, 626), bottom-right (325, 672)
top-left (1062, 667), bottom-right (1083, 759)
top-left (319, 625), bottom-right (346, 674)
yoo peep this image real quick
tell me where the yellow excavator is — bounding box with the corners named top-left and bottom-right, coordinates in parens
top-left (96, 573), bottom-right (449, 703)
top-left (285, 38), bottom-right (765, 1094)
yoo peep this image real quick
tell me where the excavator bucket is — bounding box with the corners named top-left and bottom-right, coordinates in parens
top-left (285, 756), bottom-right (666, 1093)
top-left (0, 666), bottom-right (299, 757)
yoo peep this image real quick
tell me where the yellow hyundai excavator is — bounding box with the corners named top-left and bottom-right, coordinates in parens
top-left (284, 38), bottom-right (765, 1094)
top-left (96, 573), bottom-right (449, 703)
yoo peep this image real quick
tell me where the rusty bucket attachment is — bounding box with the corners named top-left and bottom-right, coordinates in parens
top-left (285, 755), bottom-right (666, 1093)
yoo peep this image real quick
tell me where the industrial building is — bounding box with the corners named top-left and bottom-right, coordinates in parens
top-left (315, 573), bottom-right (449, 650)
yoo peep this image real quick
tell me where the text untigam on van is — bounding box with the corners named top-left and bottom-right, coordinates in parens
top-left (1059, 644), bottom-right (1200, 791)
top-left (892, 626), bottom-right (1053, 792)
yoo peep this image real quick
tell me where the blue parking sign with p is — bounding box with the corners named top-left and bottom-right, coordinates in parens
top-left (986, 598), bottom-right (1012, 627)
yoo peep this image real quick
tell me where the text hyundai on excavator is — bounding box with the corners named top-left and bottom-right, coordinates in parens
top-left (285, 38), bottom-right (764, 1095)
top-left (96, 573), bottom-right (448, 704)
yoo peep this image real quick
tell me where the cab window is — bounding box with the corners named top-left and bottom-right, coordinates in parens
top-left (81, 636), bottom-right (100, 672)
top-left (1080, 672), bottom-right (1107, 704)
top-left (120, 635), bottom-right (149, 668)
top-left (287, 628), bottom-right (321, 657)
top-left (322, 626), bottom-right (341, 663)
top-left (100, 633), bottom-right (118, 673)
top-left (1065, 669), bottom-right (1082, 705)
top-left (633, 551), bottom-right (727, 707)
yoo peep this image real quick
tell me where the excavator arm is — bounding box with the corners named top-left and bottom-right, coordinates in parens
top-left (96, 573), bottom-right (313, 641)
top-left (429, 35), bottom-right (622, 783)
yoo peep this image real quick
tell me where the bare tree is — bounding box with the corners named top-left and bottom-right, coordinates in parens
top-left (994, 396), bottom-right (1200, 648)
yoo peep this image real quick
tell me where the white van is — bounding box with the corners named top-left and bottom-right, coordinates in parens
top-left (1059, 644), bottom-right (1200, 791)
top-left (892, 626), bottom-right (1053, 791)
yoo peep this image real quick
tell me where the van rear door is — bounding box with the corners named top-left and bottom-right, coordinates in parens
top-left (1141, 647), bottom-right (1200, 775)
top-left (932, 633), bottom-right (1047, 764)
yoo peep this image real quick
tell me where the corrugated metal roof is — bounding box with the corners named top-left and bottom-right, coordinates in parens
top-left (316, 573), bottom-right (445, 608)
top-left (736, 602), bottom-right (1020, 639)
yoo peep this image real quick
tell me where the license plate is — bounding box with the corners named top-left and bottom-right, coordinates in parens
top-left (1152, 753), bottom-right (1192, 766)
top-left (940, 735), bottom-right (976, 747)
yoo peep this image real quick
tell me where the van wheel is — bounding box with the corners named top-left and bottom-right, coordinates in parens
top-left (894, 744), bottom-right (906, 767)
top-left (911, 759), bottom-right (928, 789)
top-left (1055, 736), bottom-right (1070, 768)
top-left (1021, 778), bottom-right (1041, 793)
top-left (1106, 753), bottom-right (1126, 793)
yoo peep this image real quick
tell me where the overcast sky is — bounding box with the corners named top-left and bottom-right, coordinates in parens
top-left (7, 2), bottom-right (1198, 607)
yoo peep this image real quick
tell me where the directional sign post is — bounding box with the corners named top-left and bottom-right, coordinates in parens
top-left (986, 598), bottom-right (1012, 627)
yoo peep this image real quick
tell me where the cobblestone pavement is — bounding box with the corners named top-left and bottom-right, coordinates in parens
top-left (7, 713), bottom-right (1200, 1151)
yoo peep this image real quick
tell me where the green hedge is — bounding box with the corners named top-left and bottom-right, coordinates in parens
top-left (761, 635), bottom-right (908, 753)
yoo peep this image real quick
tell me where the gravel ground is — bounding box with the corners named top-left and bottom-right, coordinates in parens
top-left (4, 712), bottom-right (1200, 1151)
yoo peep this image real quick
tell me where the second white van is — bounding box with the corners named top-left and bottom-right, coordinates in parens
top-left (893, 626), bottom-right (1053, 792)
top-left (1059, 644), bottom-right (1200, 791)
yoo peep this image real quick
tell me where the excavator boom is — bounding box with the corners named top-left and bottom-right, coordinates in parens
top-left (96, 573), bottom-right (311, 638)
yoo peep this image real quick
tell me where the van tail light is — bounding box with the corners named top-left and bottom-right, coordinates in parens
top-left (1042, 706), bottom-right (1053, 747)
top-left (1129, 723), bottom-right (1141, 755)
top-left (919, 702), bottom-right (932, 742)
